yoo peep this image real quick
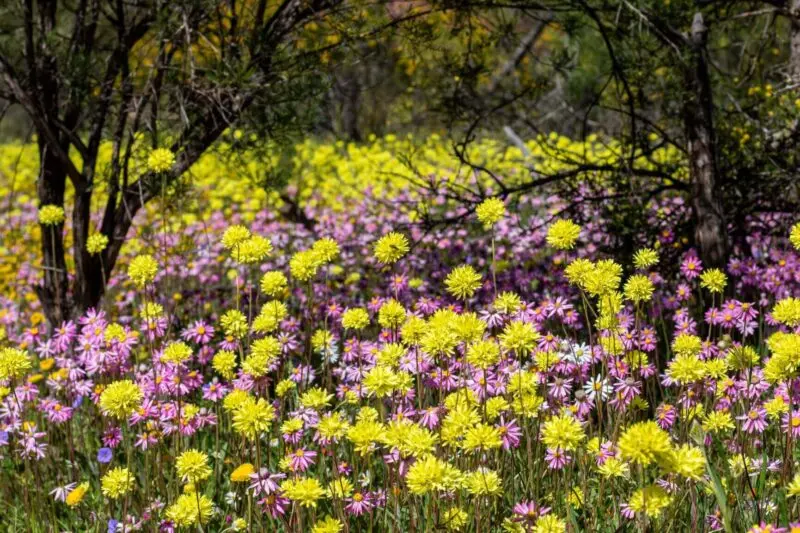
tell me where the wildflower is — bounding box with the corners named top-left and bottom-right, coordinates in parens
top-left (464, 423), bottom-right (503, 451)
top-left (476, 197), bottom-right (506, 229)
top-left (465, 468), bottom-right (502, 496)
top-left (668, 353), bottom-right (705, 383)
top-left (0, 347), bottom-right (31, 380)
top-left (546, 219), bottom-right (581, 250)
top-left (790, 222), bottom-right (800, 250)
top-left (445, 265), bottom-right (482, 300)
top-left (231, 463), bottom-right (255, 483)
top-left (232, 397), bottom-right (275, 439)
top-left (260, 271), bottom-right (288, 297)
top-left (281, 477), bottom-right (325, 507)
top-left (373, 232), bottom-right (409, 264)
top-left (627, 485), bottom-right (671, 518)
top-left (703, 410), bottom-right (735, 433)
top-left (312, 237), bottom-right (340, 263)
top-left (633, 248), bottom-right (659, 269)
top-left (442, 508), bottom-right (468, 530)
top-left (542, 414), bottom-right (585, 451)
top-left (212, 350), bottom-right (237, 380)
top-left (127, 255), bottom-right (158, 288)
top-left (499, 320), bottom-right (540, 356)
top-left (165, 492), bottom-right (213, 527)
top-left (787, 473), bottom-right (800, 497)
top-left (300, 387), bottom-right (334, 410)
top-left (534, 515), bottom-right (567, 533)
top-left (146, 147), bottom-right (175, 172)
top-left (467, 340), bottom-right (500, 369)
top-left (97, 448), bottom-right (113, 464)
top-left (290, 249), bottom-right (319, 281)
top-left (342, 308), bottom-right (370, 330)
top-left (666, 444), bottom-right (706, 480)
top-left (700, 268), bottom-right (727, 294)
top-left (38, 204), bottom-right (65, 225)
top-left (312, 516), bottom-right (343, 533)
top-left (623, 275), bottom-right (654, 303)
top-left (220, 309), bottom-right (248, 339)
top-left (618, 421), bottom-right (672, 466)
top-left (773, 298), bottom-right (800, 328)
top-left (65, 482), bottom-right (89, 507)
top-left (161, 341), bottom-right (193, 364)
top-left (494, 291), bottom-right (522, 314)
top-left (86, 233), bottom-right (109, 255)
top-left (99, 380), bottom-right (143, 419)
top-left (738, 406), bottom-right (768, 434)
top-left (176, 449), bottom-right (212, 483)
top-left (378, 299), bottom-right (406, 328)
top-left (405, 454), bottom-right (464, 495)
top-left (101, 467), bottom-right (135, 499)
top-left (243, 336), bottom-right (281, 377)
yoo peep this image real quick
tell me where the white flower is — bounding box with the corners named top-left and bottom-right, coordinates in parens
top-left (583, 375), bottom-right (611, 402)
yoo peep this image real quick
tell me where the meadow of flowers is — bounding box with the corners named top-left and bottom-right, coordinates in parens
top-left (1, 136), bottom-right (800, 532)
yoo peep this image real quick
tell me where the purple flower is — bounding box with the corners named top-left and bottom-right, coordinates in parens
top-left (97, 447), bottom-right (113, 463)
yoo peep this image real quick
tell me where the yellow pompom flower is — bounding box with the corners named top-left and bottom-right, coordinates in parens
top-left (787, 472), bottom-right (800, 497)
top-left (464, 468), bottom-right (502, 496)
top-left (623, 275), bottom-right (654, 303)
top-left (534, 514), bottom-right (567, 533)
top-left (700, 268), bottom-right (727, 294)
top-left (373, 232), bottom-right (409, 264)
top-left (499, 320), bottom-right (540, 356)
top-left (290, 249), bottom-right (320, 281)
top-left (222, 225), bottom-right (251, 249)
top-left (378, 299), bottom-right (406, 328)
top-left (475, 197), bottom-right (505, 229)
top-left (232, 235), bottom-right (272, 264)
top-left (312, 237), bottom-right (340, 264)
top-left (463, 423), bottom-right (503, 451)
top-left (444, 265), bottom-right (482, 300)
top-left (405, 454), bottom-right (464, 495)
top-left (260, 271), bottom-right (288, 297)
top-left (165, 493), bottom-right (213, 527)
top-left (127, 255), bottom-right (158, 288)
top-left (231, 463), bottom-right (255, 482)
top-left (147, 148), bottom-right (175, 173)
top-left (546, 219), bottom-right (581, 250)
top-left (627, 485), bottom-right (672, 518)
top-left (99, 380), bottom-right (143, 419)
top-left (0, 347), bottom-right (32, 380)
top-left (618, 421), bottom-right (672, 466)
top-left (212, 350), bottom-right (237, 380)
top-left (342, 308), bottom-right (370, 330)
top-left (220, 309), bottom-right (248, 339)
top-left (541, 413), bottom-right (585, 451)
top-left (312, 515), bottom-right (343, 533)
top-left (86, 233), bottom-right (109, 255)
top-left (232, 397), bottom-right (275, 439)
top-left (772, 297), bottom-right (800, 328)
top-left (161, 341), bottom-right (193, 364)
top-left (38, 204), bottom-right (65, 225)
top-left (176, 449), bottom-right (212, 483)
top-left (467, 340), bottom-right (500, 369)
top-left (633, 248), bottom-right (659, 269)
top-left (299, 387), bottom-right (334, 410)
top-left (101, 467), bottom-right (135, 499)
top-left (281, 477), bottom-right (326, 508)
top-left (790, 222), bottom-right (800, 250)
top-left (665, 444), bottom-right (706, 480)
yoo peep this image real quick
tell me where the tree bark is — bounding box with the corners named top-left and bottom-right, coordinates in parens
top-left (35, 145), bottom-right (71, 325)
top-left (684, 13), bottom-right (728, 269)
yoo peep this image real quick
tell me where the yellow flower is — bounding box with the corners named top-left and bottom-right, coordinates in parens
top-left (668, 353), bottom-right (706, 383)
top-left (220, 309), bottom-right (248, 339)
top-left (627, 485), bottom-right (671, 518)
top-left (146, 148), bottom-right (175, 173)
top-left (260, 271), bottom-right (288, 298)
top-left (499, 321), bottom-right (540, 356)
top-left (546, 219), bottom-right (581, 250)
top-left (618, 421), bottom-right (672, 466)
top-left (232, 396), bottom-right (275, 439)
top-left (465, 468), bottom-right (502, 496)
top-left (378, 299), bottom-right (406, 328)
top-left (101, 467), bottom-right (135, 500)
top-left (623, 275), bottom-right (654, 303)
top-left (702, 410), bottom-right (735, 433)
top-left (790, 222), bottom-right (800, 251)
top-left (467, 340), bottom-right (500, 369)
top-left (773, 298), bottom-right (800, 328)
top-left (99, 380), bottom-right (143, 419)
top-left (665, 444), bottom-right (705, 480)
top-left (232, 235), bottom-right (272, 264)
top-left (312, 237), bottom-right (340, 264)
top-left (127, 255), bottom-right (158, 288)
top-left (165, 492), bottom-right (213, 526)
top-left (633, 248), bottom-right (659, 269)
top-left (161, 341), bottom-right (193, 364)
top-left (38, 204), bottom-right (65, 225)
top-left (312, 515), bottom-right (343, 533)
top-left (373, 232), bottom-right (409, 264)
top-left (65, 482), bottom-right (89, 507)
top-left (463, 423), bottom-right (502, 451)
top-left (281, 477), bottom-right (326, 507)
top-left (243, 336), bottom-right (281, 377)
top-left (541, 413), bottom-right (585, 451)
top-left (0, 348), bottom-right (32, 380)
top-left (787, 472), bottom-right (800, 497)
top-left (534, 514), bottom-right (566, 533)
top-left (176, 449), bottom-right (212, 483)
top-left (231, 463), bottom-right (255, 483)
top-left (222, 225), bottom-right (251, 249)
top-left (290, 249), bottom-right (320, 281)
top-left (443, 508), bottom-right (468, 531)
top-left (405, 454), bottom-right (464, 495)
top-left (342, 308), bottom-right (370, 330)
top-left (476, 197), bottom-right (505, 229)
top-left (299, 387), bottom-right (334, 410)
top-left (86, 233), bottom-right (109, 255)
top-left (444, 265), bottom-right (482, 300)
top-left (700, 268), bottom-right (727, 294)
top-left (212, 350), bottom-right (237, 380)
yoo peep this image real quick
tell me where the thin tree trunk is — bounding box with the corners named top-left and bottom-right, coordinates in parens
top-left (684, 13), bottom-right (728, 269)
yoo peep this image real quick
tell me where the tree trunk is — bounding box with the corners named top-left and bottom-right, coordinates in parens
top-left (35, 144), bottom-right (71, 325)
top-left (791, 0), bottom-right (800, 81)
top-left (684, 13), bottom-right (728, 269)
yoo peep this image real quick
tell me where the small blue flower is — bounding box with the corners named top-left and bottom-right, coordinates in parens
top-left (107, 519), bottom-right (119, 533)
top-left (97, 447), bottom-right (113, 464)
